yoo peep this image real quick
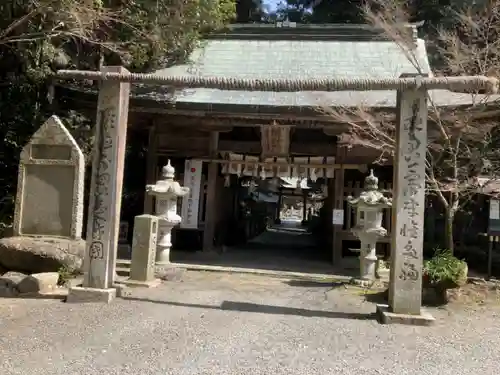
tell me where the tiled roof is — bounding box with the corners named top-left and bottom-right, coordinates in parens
top-left (148, 24), bottom-right (487, 109)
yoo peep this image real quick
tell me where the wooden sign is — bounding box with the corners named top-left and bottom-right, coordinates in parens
top-left (488, 199), bottom-right (500, 235)
top-left (332, 209), bottom-right (344, 225)
top-left (260, 121), bottom-right (290, 157)
top-left (180, 159), bottom-right (203, 229)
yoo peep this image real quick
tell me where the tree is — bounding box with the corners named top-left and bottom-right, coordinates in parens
top-left (274, 0), bottom-right (461, 35)
top-left (275, 0), bottom-right (370, 23)
top-left (325, 0), bottom-right (500, 253)
top-left (0, 0), bottom-right (236, 234)
top-left (1, 0), bottom-right (235, 71)
top-left (236, 0), bottom-right (267, 22)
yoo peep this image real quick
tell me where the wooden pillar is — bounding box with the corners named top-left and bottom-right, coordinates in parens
top-left (143, 122), bottom-right (158, 214)
top-left (276, 192), bottom-right (282, 222)
top-left (203, 132), bottom-right (219, 252)
top-left (383, 85), bottom-right (431, 323)
top-left (332, 146), bottom-right (346, 265)
top-left (302, 193), bottom-right (307, 223)
top-left (77, 66), bottom-right (130, 295)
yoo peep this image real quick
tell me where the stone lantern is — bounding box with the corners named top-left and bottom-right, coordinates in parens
top-left (146, 160), bottom-right (190, 265)
top-left (347, 170), bottom-right (392, 282)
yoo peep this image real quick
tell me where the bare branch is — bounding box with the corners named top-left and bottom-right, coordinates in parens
top-left (319, 0), bottom-right (500, 251)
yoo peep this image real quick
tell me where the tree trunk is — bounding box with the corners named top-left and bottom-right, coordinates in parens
top-left (444, 208), bottom-right (455, 254)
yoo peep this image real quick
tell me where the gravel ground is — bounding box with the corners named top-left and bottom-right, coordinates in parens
top-left (1, 271), bottom-right (499, 375)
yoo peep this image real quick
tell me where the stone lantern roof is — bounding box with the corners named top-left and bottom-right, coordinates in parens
top-left (347, 170), bottom-right (392, 207)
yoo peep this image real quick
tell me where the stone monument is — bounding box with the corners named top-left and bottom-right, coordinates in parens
top-left (14, 115), bottom-right (84, 239)
top-left (347, 170), bottom-right (392, 284)
top-left (376, 83), bottom-right (435, 326)
top-left (146, 160), bottom-right (189, 264)
top-left (121, 215), bottom-right (161, 287)
top-left (0, 115), bottom-right (86, 274)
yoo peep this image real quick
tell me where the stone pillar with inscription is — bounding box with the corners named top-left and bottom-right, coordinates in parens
top-left (67, 66), bottom-right (130, 304)
top-left (376, 84), bottom-right (435, 326)
top-left (122, 215), bottom-right (161, 288)
top-left (147, 160), bottom-right (190, 265)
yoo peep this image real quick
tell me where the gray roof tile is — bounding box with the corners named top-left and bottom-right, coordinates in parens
top-left (151, 26), bottom-right (491, 108)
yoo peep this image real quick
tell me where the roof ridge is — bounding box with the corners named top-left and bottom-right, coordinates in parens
top-left (227, 22), bottom-right (423, 31)
top-left (207, 23), bottom-right (423, 42)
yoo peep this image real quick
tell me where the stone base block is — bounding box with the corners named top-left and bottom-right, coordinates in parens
top-left (350, 278), bottom-right (374, 287)
top-left (113, 283), bottom-right (131, 298)
top-left (66, 286), bottom-right (116, 303)
top-left (120, 278), bottom-right (162, 288)
top-left (376, 304), bottom-right (435, 326)
top-left (155, 262), bottom-right (171, 269)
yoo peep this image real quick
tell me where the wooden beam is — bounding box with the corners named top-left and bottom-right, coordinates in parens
top-left (157, 137), bottom-right (337, 156)
top-left (219, 140), bottom-right (336, 156)
top-left (203, 132), bottom-right (219, 252)
top-left (154, 113), bottom-right (352, 130)
top-left (197, 158), bottom-right (361, 170)
top-left (324, 127), bottom-right (350, 136)
top-left (332, 145), bottom-right (347, 265)
top-left (157, 150), bottom-right (208, 158)
top-left (219, 140), bottom-right (260, 154)
top-left (143, 122), bottom-right (158, 214)
top-left (158, 135), bottom-right (209, 152)
top-left (136, 108), bottom-right (344, 123)
top-left (197, 125), bottom-right (233, 133)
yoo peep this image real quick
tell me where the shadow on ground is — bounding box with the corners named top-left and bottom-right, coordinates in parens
top-left (362, 287), bottom-right (451, 307)
top-left (284, 280), bottom-right (347, 288)
top-left (0, 292), bottom-right (66, 300)
top-left (363, 290), bottom-right (388, 305)
top-left (122, 296), bottom-right (377, 321)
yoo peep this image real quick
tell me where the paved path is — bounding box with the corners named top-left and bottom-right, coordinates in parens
top-left (1, 272), bottom-right (499, 375)
top-left (171, 222), bottom-right (340, 274)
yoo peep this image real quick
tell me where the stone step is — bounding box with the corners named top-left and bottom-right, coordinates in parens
top-left (116, 267), bottom-right (130, 277)
top-left (116, 259), bottom-right (131, 277)
top-left (117, 259), bottom-right (131, 266)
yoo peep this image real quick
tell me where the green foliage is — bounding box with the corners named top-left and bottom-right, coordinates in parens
top-left (236, 0), bottom-right (266, 22)
top-left (57, 264), bottom-right (79, 286)
top-left (118, 0), bottom-right (236, 71)
top-left (0, 0), bottom-right (235, 233)
top-left (424, 248), bottom-right (468, 287)
top-left (273, 0), bottom-right (466, 34)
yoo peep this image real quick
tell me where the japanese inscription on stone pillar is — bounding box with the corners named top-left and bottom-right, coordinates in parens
top-left (82, 66), bottom-right (130, 290)
top-left (389, 88), bottom-right (427, 315)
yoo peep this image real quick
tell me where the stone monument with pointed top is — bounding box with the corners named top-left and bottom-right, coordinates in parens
top-left (0, 115), bottom-right (86, 274)
top-left (14, 115), bottom-right (85, 239)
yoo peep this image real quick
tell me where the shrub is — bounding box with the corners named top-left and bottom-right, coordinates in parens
top-left (423, 248), bottom-right (468, 289)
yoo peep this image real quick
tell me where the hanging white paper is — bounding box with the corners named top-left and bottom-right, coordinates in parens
top-left (490, 199), bottom-right (500, 220)
top-left (332, 209), bottom-right (344, 225)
